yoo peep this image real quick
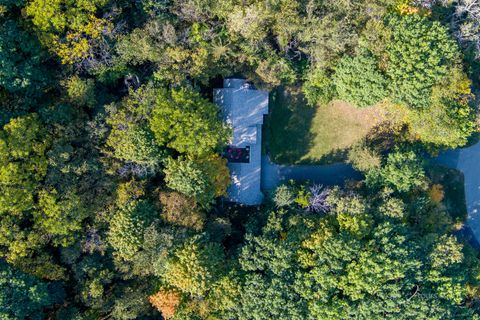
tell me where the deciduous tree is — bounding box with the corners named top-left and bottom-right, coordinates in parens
top-left (385, 14), bottom-right (459, 108)
top-left (0, 260), bottom-right (63, 319)
top-left (149, 87), bottom-right (229, 156)
top-left (333, 52), bottom-right (387, 108)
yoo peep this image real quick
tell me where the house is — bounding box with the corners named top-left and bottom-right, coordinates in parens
top-left (214, 79), bottom-right (269, 205)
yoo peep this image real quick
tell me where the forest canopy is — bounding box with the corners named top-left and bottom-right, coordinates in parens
top-left (1, 0), bottom-right (480, 319)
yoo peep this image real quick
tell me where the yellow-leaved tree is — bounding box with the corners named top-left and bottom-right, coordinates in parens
top-left (25, 0), bottom-right (110, 64)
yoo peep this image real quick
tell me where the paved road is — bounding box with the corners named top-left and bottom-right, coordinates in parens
top-left (261, 156), bottom-right (362, 191)
top-left (434, 141), bottom-right (480, 244)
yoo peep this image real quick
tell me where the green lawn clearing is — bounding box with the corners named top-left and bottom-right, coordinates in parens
top-left (264, 87), bottom-right (385, 164)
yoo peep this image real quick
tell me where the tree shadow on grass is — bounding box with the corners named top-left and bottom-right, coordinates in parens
top-left (263, 86), bottom-right (315, 164)
top-left (303, 148), bottom-right (350, 165)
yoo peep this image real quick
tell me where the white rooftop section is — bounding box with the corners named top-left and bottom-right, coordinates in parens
top-left (235, 126), bottom-right (257, 145)
top-left (214, 79), bottom-right (269, 205)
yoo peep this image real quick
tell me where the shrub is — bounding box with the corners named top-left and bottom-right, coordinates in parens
top-left (307, 185), bottom-right (330, 213)
top-left (302, 67), bottom-right (335, 106)
top-left (272, 184), bottom-right (295, 207)
top-left (295, 189), bottom-right (311, 208)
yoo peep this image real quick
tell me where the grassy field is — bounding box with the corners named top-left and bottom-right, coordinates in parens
top-left (264, 87), bottom-right (385, 164)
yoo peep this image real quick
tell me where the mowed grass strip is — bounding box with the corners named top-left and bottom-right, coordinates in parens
top-left (265, 87), bottom-right (385, 165)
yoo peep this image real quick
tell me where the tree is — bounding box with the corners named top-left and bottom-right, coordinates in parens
top-left (333, 52), bottom-right (387, 108)
top-left (0, 19), bottom-right (51, 97)
top-left (236, 191), bottom-right (479, 319)
top-left (34, 189), bottom-right (86, 247)
top-left (406, 67), bottom-right (476, 148)
top-left (127, 224), bottom-right (190, 279)
top-left (148, 289), bottom-right (181, 319)
top-left (159, 191), bottom-right (205, 231)
top-left (109, 284), bottom-right (153, 320)
top-left (0, 114), bottom-right (92, 280)
top-left (238, 273), bottom-right (307, 320)
top-left (163, 234), bottom-right (226, 297)
top-left (25, 0), bottom-right (110, 64)
top-left (430, 235), bottom-right (464, 269)
top-left (107, 124), bottom-right (165, 172)
top-left (385, 14), bottom-right (459, 108)
top-left (197, 153), bottom-right (230, 198)
top-left (69, 254), bottom-right (115, 311)
top-left (64, 75), bottom-right (96, 108)
top-left (105, 85), bottom-right (168, 176)
top-left (0, 114), bottom-right (49, 215)
top-left (108, 199), bottom-right (157, 261)
top-left (163, 156), bottom-right (228, 208)
top-left (451, 0), bottom-right (480, 60)
top-left (0, 1), bottom-right (479, 319)
top-left (0, 115), bottom-right (51, 271)
top-left (149, 87), bottom-right (229, 156)
top-left (0, 260), bottom-right (63, 320)
top-left (347, 143), bottom-right (382, 172)
top-left (272, 184), bottom-right (295, 208)
top-left (255, 56), bottom-right (297, 87)
top-left (366, 150), bottom-right (426, 193)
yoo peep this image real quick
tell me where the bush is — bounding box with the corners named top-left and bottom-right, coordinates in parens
top-left (302, 67), bottom-right (335, 106)
top-left (272, 184), bottom-right (295, 207)
top-left (295, 189), bottom-right (310, 208)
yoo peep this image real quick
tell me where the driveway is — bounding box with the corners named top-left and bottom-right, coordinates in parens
top-left (261, 141), bottom-right (480, 245)
top-left (434, 141), bottom-right (480, 245)
top-left (262, 145), bottom-right (480, 245)
top-left (261, 156), bottom-right (362, 191)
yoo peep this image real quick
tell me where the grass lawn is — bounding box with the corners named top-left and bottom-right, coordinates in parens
top-left (427, 165), bottom-right (467, 223)
top-left (264, 87), bottom-right (385, 164)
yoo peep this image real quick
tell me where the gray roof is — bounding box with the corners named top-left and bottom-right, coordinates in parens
top-left (214, 79), bottom-right (269, 205)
